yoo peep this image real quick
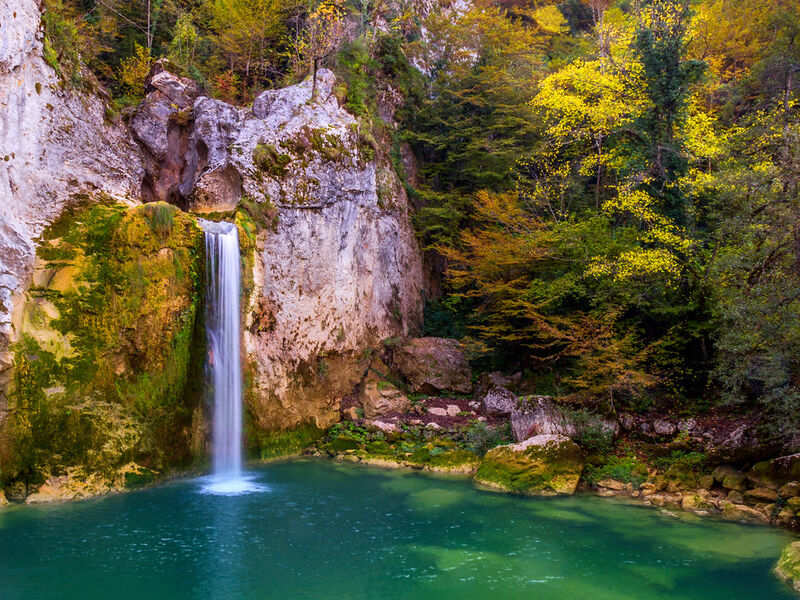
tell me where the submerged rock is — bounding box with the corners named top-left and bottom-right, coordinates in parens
top-left (390, 337), bottom-right (472, 395)
top-left (776, 542), bottom-right (800, 594)
top-left (474, 434), bottom-right (585, 495)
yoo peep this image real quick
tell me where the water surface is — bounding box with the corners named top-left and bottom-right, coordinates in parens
top-left (0, 459), bottom-right (795, 599)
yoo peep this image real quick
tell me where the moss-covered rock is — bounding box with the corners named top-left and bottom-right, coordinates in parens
top-left (747, 455), bottom-right (800, 490)
top-left (474, 434), bottom-right (585, 496)
top-left (775, 542), bottom-right (800, 593)
top-left (248, 422), bottom-right (324, 462)
top-left (1, 199), bottom-right (206, 496)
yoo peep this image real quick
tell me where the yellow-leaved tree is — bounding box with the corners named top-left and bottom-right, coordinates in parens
top-left (290, 0), bottom-right (345, 97)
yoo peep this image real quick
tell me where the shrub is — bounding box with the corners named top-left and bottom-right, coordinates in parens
top-left (118, 43), bottom-right (152, 100)
top-left (584, 455), bottom-right (649, 487)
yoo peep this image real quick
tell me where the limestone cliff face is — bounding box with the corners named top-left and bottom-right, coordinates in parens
top-left (0, 0), bottom-right (143, 417)
top-left (133, 67), bottom-right (425, 431)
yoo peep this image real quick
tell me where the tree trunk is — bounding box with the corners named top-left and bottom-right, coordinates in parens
top-left (312, 57), bottom-right (319, 99)
top-left (147, 0), bottom-right (152, 53)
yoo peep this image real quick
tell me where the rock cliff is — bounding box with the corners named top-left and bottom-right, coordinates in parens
top-left (131, 66), bottom-right (425, 433)
top-left (0, 0), bottom-right (143, 426)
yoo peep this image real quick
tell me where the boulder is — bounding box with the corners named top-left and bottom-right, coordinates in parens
top-left (722, 473), bottom-right (747, 492)
top-left (721, 502), bottom-right (768, 524)
top-left (474, 434), bottom-right (585, 496)
top-left (698, 475), bottom-right (715, 490)
top-left (781, 482), bottom-right (800, 498)
top-left (786, 497), bottom-right (800, 513)
top-left (480, 386), bottom-right (518, 417)
top-left (746, 454), bottom-right (800, 490)
top-left (653, 419), bottom-right (677, 437)
top-left (360, 380), bottom-right (411, 420)
top-left (681, 492), bottom-right (714, 511)
top-left (390, 337), bottom-right (472, 394)
top-left (743, 487), bottom-right (779, 504)
top-left (727, 490), bottom-right (744, 504)
top-left (0, 489), bottom-right (8, 506)
top-left (510, 396), bottom-right (575, 442)
top-left (775, 542), bottom-right (800, 594)
top-left (342, 406), bottom-right (360, 421)
top-left (597, 479), bottom-right (626, 491)
top-left (618, 413), bottom-right (637, 432)
top-left (712, 464), bottom-right (740, 484)
top-left (776, 508), bottom-right (796, 526)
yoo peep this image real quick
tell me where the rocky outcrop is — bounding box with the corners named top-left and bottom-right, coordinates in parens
top-left (509, 396), bottom-right (575, 442)
top-left (747, 454), bottom-right (800, 490)
top-left (474, 434), bottom-right (585, 495)
top-left (131, 66), bottom-right (425, 431)
top-left (132, 62), bottom-right (199, 204)
top-left (0, 0), bottom-right (143, 431)
top-left (389, 337), bottom-right (472, 395)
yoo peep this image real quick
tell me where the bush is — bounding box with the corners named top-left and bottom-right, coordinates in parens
top-left (462, 421), bottom-right (509, 455)
top-left (118, 43), bottom-right (152, 100)
top-left (42, 0), bottom-right (83, 87)
top-left (584, 455), bottom-right (649, 487)
top-left (568, 408), bottom-right (614, 453)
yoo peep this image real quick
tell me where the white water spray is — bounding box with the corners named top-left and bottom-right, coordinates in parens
top-left (199, 220), bottom-right (262, 495)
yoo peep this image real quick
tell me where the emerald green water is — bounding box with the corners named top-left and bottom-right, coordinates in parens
top-left (0, 459), bottom-right (795, 599)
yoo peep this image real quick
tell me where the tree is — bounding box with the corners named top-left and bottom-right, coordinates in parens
top-left (206, 0), bottom-right (296, 90)
top-left (291, 0), bottom-right (345, 97)
top-left (631, 0), bottom-right (706, 224)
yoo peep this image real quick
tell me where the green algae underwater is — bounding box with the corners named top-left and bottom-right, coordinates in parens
top-left (0, 458), bottom-right (795, 600)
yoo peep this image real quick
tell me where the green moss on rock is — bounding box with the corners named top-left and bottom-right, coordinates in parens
top-left (248, 422), bottom-right (324, 462)
top-left (776, 542), bottom-right (800, 593)
top-left (253, 143), bottom-right (292, 178)
top-left (1, 199), bottom-right (205, 492)
top-left (474, 435), bottom-right (585, 496)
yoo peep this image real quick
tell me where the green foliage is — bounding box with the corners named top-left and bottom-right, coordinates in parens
top-left (584, 454), bottom-right (649, 487)
top-left (250, 422), bottom-right (324, 461)
top-left (653, 450), bottom-right (707, 473)
top-left (569, 409), bottom-right (614, 454)
top-left (42, 0), bottom-right (84, 88)
top-left (462, 420), bottom-right (511, 455)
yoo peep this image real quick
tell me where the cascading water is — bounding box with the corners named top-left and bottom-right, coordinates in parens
top-left (199, 219), bottom-right (262, 495)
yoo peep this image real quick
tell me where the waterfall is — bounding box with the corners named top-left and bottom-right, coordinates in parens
top-left (199, 219), bottom-right (246, 490)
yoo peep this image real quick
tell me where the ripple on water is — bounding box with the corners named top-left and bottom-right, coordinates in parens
top-left (197, 474), bottom-right (269, 496)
